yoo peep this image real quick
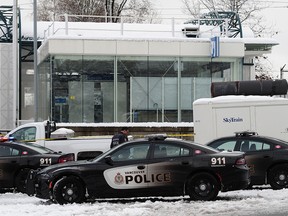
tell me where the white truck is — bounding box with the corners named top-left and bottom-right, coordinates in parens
top-left (4, 121), bottom-right (111, 160)
top-left (193, 95), bottom-right (288, 144)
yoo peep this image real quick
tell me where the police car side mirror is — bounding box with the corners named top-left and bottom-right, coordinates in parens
top-left (104, 155), bottom-right (113, 165)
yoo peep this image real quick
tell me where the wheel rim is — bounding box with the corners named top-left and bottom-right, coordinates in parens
top-left (193, 179), bottom-right (213, 197)
top-left (273, 170), bottom-right (288, 186)
top-left (61, 183), bottom-right (79, 202)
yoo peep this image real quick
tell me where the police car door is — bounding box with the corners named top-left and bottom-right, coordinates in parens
top-left (146, 142), bottom-right (191, 196)
top-left (0, 145), bottom-right (21, 188)
top-left (242, 140), bottom-right (274, 184)
top-left (103, 142), bottom-right (151, 196)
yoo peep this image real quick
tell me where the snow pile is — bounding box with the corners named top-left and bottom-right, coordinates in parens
top-left (1, 187), bottom-right (288, 216)
top-left (51, 128), bottom-right (75, 139)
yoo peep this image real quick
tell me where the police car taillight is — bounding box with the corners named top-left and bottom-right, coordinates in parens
top-left (0, 137), bottom-right (8, 142)
top-left (58, 153), bottom-right (75, 163)
top-left (235, 158), bottom-right (246, 165)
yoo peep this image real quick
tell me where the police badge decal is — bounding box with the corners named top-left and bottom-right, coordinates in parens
top-left (114, 173), bottom-right (124, 184)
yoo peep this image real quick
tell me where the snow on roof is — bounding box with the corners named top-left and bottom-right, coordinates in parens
top-left (193, 95), bottom-right (288, 105)
top-left (57, 122), bottom-right (194, 128)
top-left (21, 21), bottom-right (216, 40)
top-left (20, 21), bottom-right (278, 46)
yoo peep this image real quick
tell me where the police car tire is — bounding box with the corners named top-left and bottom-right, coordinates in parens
top-left (15, 168), bottom-right (31, 193)
top-left (186, 172), bottom-right (219, 201)
top-left (53, 176), bottom-right (86, 205)
top-left (268, 164), bottom-right (288, 190)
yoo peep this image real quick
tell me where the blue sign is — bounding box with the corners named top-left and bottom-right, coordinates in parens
top-left (55, 97), bottom-right (67, 105)
top-left (211, 36), bottom-right (220, 58)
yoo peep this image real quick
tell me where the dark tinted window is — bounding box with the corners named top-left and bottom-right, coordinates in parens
top-left (153, 143), bottom-right (190, 158)
top-left (111, 143), bottom-right (150, 161)
top-left (240, 140), bottom-right (271, 152)
top-left (209, 140), bottom-right (237, 151)
top-left (210, 139), bottom-right (272, 152)
top-left (0, 146), bottom-right (20, 156)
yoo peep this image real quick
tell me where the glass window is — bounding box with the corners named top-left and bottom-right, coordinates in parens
top-left (36, 54), bottom-right (242, 123)
top-left (0, 146), bottom-right (11, 156)
top-left (51, 56), bottom-right (114, 123)
top-left (209, 140), bottom-right (237, 151)
top-left (21, 62), bottom-right (35, 121)
top-left (180, 57), bottom-right (235, 122)
top-left (239, 140), bottom-right (271, 152)
top-left (118, 56), bottom-right (178, 122)
top-left (263, 143), bottom-right (271, 150)
top-left (36, 58), bottom-right (50, 122)
top-left (235, 140), bottom-right (273, 152)
top-left (11, 148), bottom-right (20, 156)
top-left (82, 56), bottom-right (114, 123)
top-left (11, 127), bottom-right (36, 142)
top-left (154, 143), bottom-right (190, 158)
top-left (0, 146), bottom-right (19, 156)
top-left (111, 143), bottom-right (150, 161)
top-left (246, 141), bottom-right (271, 151)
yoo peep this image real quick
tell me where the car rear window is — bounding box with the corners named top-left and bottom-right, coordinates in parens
top-left (21, 142), bottom-right (55, 154)
top-left (154, 143), bottom-right (191, 158)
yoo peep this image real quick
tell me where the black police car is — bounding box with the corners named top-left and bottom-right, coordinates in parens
top-left (206, 131), bottom-right (288, 189)
top-left (27, 134), bottom-right (250, 204)
top-left (0, 137), bottom-right (74, 193)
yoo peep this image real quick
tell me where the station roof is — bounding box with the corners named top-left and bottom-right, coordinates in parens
top-left (19, 20), bottom-right (278, 56)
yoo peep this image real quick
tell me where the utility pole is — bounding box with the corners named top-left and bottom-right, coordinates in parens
top-left (13, 0), bottom-right (18, 128)
top-left (33, 0), bottom-right (38, 121)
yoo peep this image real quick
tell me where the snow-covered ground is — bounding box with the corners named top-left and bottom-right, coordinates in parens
top-left (1, 187), bottom-right (288, 216)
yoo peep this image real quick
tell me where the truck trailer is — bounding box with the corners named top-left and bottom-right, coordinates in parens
top-left (193, 95), bottom-right (288, 144)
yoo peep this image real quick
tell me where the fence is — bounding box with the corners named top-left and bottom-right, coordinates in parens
top-left (42, 14), bottom-right (230, 42)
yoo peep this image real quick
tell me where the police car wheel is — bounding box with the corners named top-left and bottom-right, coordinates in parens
top-left (268, 164), bottom-right (288, 190)
top-left (186, 172), bottom-right (219, 201)
top-left (15, 168), bottom-right (31, 193)
top-left (53, 176), bottom-right (86, 205)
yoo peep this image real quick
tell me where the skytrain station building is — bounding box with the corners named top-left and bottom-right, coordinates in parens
top-left (0, 8), bottom-right (279, 130)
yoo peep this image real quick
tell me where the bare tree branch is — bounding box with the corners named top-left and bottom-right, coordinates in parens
top-left (38, 0), bottom-right (158, 23)
top-left (181, 0), bottom-right (271, 36)
top-left (181, 0), bottom-right (277, 78)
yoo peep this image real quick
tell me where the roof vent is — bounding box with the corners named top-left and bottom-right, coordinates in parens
top-left (182, 24), bottom-right (200, 38)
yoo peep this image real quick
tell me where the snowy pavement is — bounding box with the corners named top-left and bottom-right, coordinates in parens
top-left (1, 187), bottom-right (288, 216)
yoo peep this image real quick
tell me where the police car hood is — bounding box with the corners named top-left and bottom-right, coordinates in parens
top-left (39, 160), bottom-right (91, 174)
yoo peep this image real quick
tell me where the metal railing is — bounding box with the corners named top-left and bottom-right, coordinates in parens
top-left (42, 14), bottom-right (230, 42)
